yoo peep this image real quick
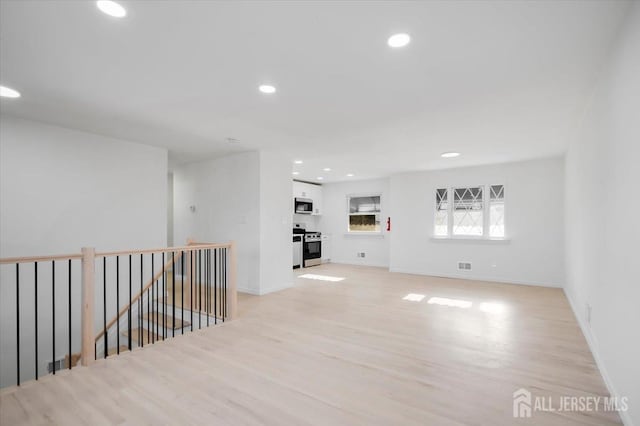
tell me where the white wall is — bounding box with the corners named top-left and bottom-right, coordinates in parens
top-left (564, 4), bottom-right (640, 425)
top-left (167, 173), bottom-right (174, 246)
top-left (293, 213), bottom-right (320, 231)
top-left (259, 151), bottom-right (293, 294)
top-left (0, 116), bottom-right (167, 387)
top-left (319, 178), bottom-right (390, 267)
top-left (173, 151), bottom-right (261, 294)
top-left (389, 157), bottom-right (565, 287)
top-left (172, 150), bottom-right (292, 295)
top-left (0, 116), bottom-right (168, 255)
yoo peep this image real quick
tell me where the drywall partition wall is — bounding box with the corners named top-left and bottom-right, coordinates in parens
top-left (319, 178), bottom-right (390, 267)
top-left (172, 151), bottom-right (261, 294)
top-left (565, 4), bottom-right (640, 425)
top-left (0, 116), bottom-right (167, 387)
top-left (172, 151), bottom-right (292, 295)
top-left (258, 151), bottom-right (293, 294)
top-left (389, 157), bottom-right (565, 287)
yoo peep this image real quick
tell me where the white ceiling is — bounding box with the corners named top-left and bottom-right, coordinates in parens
top-left (0, 0), bottom-right (631, 182)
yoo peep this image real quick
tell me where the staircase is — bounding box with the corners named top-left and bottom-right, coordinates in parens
top-left (91, 269), bottom-right (226, 362)
top-left (2, 240), bottom-right (236, 388)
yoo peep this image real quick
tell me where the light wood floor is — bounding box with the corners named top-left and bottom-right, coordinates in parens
top-left (0, 264), bottom-right (620, 425)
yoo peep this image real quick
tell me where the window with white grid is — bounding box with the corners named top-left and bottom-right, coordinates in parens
top-left (433, 185), bottom-right (505, 239)
top-left (489, 185), bottom-right (505, 238)
top-left (434, 188), bottom-right (448, 237)
top-left (453, 186), bottom-right (484, 236)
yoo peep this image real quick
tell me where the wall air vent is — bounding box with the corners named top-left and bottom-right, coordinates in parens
top-left (457, 262), bottom-right (472, 271)
top-left (47, 359), bottom-right (65, 374)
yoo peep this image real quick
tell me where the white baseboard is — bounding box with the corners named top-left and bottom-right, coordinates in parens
top-left (237, 282), bottom-right (292, 296)
top-left (237, 286), bottom-right (260, 295)
top-left (330, 259), bottom-right (389, 268)
top-left (258, 282), bottom-right (293, 295)
top-left (388, 267), bottom-right (562, 288)
top-left (563, 288), bottom-right (634, 426)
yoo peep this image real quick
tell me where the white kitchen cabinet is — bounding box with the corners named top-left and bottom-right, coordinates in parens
top-left (293, 181), bottom-right (309, 199)
top-left (292, 180), bottom-right (323, 215)
top-left (321, 234), bottom-right (331, 263)
top-left (308, 184), bottom-right (322, 215)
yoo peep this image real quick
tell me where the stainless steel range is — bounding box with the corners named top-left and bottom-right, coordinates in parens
top-left (303, 231), bottom-right (322, 267)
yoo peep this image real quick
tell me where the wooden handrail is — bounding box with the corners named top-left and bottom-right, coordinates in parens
top-left (0, 243), bottom-right (230, 265)
top-left (0, 253), bottom-right (82, 265)
top-left (95, 242), bottom-right (232, 258)
top-left (94, 252), bottom-right (181, 343)
top-left (187, 240), bottom-right (215, 246)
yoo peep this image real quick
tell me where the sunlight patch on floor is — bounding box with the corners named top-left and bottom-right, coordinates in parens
top-left (427, 297), bottom-right (472, 308)
top-left (479, 302), bottom-right (506, 314)
top-left (402, 293), bottom-right (426, 302)
top-left (298, 273), bottom-right (346, 282)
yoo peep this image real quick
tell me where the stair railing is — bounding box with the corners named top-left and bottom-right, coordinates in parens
top-left (0, 240), bottom-right (237, 388)
top-left (92, 250), bottom-right (180, 354)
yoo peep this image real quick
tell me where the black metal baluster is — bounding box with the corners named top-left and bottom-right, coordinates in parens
top-left (220, 249), bottom-right (223, 321)
top-left (128, 255), bottom-right (132, 351)
top-left (52, 261), bottom-right (55, 374)
top-left (190, 251), bottom-right (194, 332)
top-left (162, 252), bottom-right (165, 340)
top-left (16, 263), bottom-right (20, 385)
top-left (140, 254), bottom-right (143, 347)
top-left (172, 252), bottom-right (176, 337)
top-left (151, 253), bottom-right (155, 344)
top-left (181, 250), bottom-right (184, 335)
top-left (219, 249), bottom-right (222, 320)
top-left (103, 257), bottom-right (107, 359)
top-left (154, 253), bottom-right (158, 342)
top-left (116, 256), bottom-right (120, 354)
top-left (147, 255), bottom-right (150, 345)
top-left (206, 250), bottom-right (210, 327)
top-left (34, 262), bottom-right (38, 380)
top-left (223, 248), bottom-right (227, 321)
top-left (204, 250), bottom-right (207, 326)
top-left (198, 250), bottom-right (202, 329)
top-left (214, 249), bottom-right (217, 325)
top-left (68, 259), bottom-right (71, 370)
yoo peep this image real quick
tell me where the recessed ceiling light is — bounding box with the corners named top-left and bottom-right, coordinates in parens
top-left (388, 33), bottom-right (411, 48)
top-left (96, 0), bottom-right (127, 18)
top-left (259, 84), bottom-right (276, 94)
top-left (294, 160), bottom-right (303, 164)
top-left (346, 173), bottom-right (354, 177)
top-left (441, 152), bottom-right (461, 158)
top-left (292, 171), bottom-right (299, 175)
top-left (323, 168), bottom-right (331, 172)
top-left (0, 85), bottom-right (20, 98)
top-left (317, 177), bottom-right (324, 180)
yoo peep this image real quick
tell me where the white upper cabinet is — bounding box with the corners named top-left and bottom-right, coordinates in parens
top-left (292, 181), bottom-right (323, 215)
top-left (308, 184), bottom-right (322, 215)
top-left (293, 181), bottom-right (308, 199)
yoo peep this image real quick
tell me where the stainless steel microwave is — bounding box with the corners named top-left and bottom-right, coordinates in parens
top-left (294, 198), bottom-right (313, 214)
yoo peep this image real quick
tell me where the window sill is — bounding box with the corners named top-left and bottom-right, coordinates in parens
top-left (430, 236), bottom-right (511, 244)
top-left (344, 232), bottom-right (385, 238)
